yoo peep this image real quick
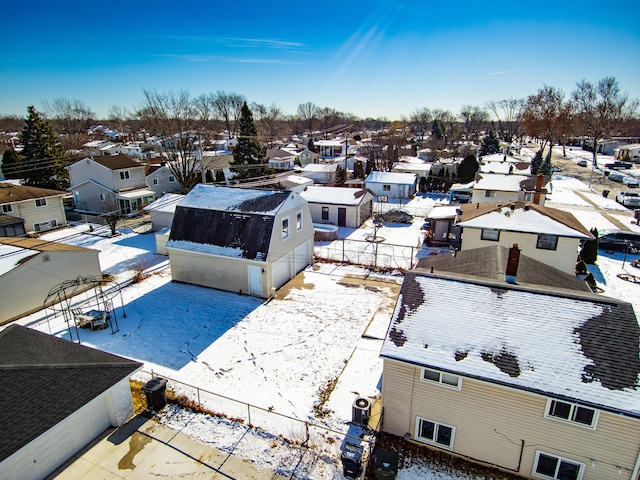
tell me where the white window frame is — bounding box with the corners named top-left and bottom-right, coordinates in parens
top-left (420, 367), bottom-right (461, 390)
top-left (35, 198), bottom-right (47, 207)
top-left (119, 170), bottom-right (130, 180)
top-left (481, 229), bottom-right (500, 241)
top-left (282, 217), bottom-right (290, 240)
top-left (1, 204), bottom-right (13, 214)
top-left (544, 399), bottom-right (598, 429)
top-left (153, 178), bottom-right (159, 185)
top-left (532, 450), bottom-right (584, 480)
top-left (33, 219), bottom-right (57, 232)
top-left (415, 416), bottom-right (455, 450)
top-left (321, 206), bottom-right (329, 220)
top-left (296, 210), bottom-right (303, 231)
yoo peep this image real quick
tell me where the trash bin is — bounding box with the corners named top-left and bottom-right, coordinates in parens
top-left (373, 448), bottom-right (399, 480)
top-left (602, 190), bottom-right (610, 198)
top-left (142, 377), bottom-right (167, 412)
top-left (341, 443), bottom-right (364, 478)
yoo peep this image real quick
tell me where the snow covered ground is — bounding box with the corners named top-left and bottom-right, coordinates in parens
top-left (9, 169), bottom-right (640, 479)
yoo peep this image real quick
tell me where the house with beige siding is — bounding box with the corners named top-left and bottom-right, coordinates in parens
top-left (456, 202), bottom-right (592, 275)
top-left (0, 182), bottom-right (68, 234)
top-left (380, 269), bottom-right (640, 480)
top-left (0, 237), bottom-right (102, 324)
top-left (167, 185), bottom-right (314, 298)
top-left (299, 186), bottom-right (374, 228)
top-left (67, 155), bottom-right (156, 215)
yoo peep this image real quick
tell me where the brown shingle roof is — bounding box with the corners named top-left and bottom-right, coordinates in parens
top-left (0, 236), bottom-right (93, 252)
top-left (0, 183), bottom-right (67, 203)
top-left (91, 154), bottom-right (141, 170)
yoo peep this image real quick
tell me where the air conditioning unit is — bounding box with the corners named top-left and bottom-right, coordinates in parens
top-left (352, 396), bottom-right (371, 425)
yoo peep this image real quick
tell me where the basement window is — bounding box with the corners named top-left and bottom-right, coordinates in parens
top-left (533, 451), bottom-right (584, 480)
top-left (415, 417), bottom-right (455, 450)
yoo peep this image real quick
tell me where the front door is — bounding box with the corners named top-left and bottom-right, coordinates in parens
top-left (338, 207), bottom-right (347, 227)
top-left (247, 265), bottom-right (262, 297)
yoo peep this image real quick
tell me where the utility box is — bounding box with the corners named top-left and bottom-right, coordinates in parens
top-left (341, 443), bottom-right (364, 478)
top-left (142, 377), bottom-right (167, 412)
top-left (373, 447), bottom-right (399, 480)
top-left (352, 396), bottom-right (371, 425)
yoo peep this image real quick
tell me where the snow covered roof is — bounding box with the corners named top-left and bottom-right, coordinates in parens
top-left (458, 202), bottom-right (592, 238)
top-left (365, 171), bottom-right (418, 185)
top-left (144, 193), bottom-right (183, 213)
top-left (479, 161), bottom-right (531, 175)
top-left (473, 173), bottom-right (545, 192)
top-left (177, 185), bottom-right (288, 214)
top-left (300, 186), bottom-right (372, 206)
top-left (302, 163), bottom-right (338, 173)
top-left (380, 272), bottom-right (640, 418)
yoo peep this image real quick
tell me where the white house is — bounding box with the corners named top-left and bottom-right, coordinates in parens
top-left (300, 186), bottom-right (374, 228)
top-left (615, 143), bottom-right (640, 163)
top-left (301, 163), bottom-right (339, 185)
top-left (365, 171), bottom-right (419, 200)
top-left (0, 182), bottom-right (68, 234)
top-left (167, 185), bottom-right (314, 298)
top-left (0, 325), bottom-right (142, 480)
top-left (145, 165), bottom-right (182, 196)
top-left (470, 173), bottom-right (548, 206)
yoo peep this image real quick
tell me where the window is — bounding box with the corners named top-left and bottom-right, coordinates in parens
top-left (99, 193), bottom-right (105, 201)
top-left (420, 368), bottom-right (461, 389)
top-left (153, 178), bottom-right (159, 185)
top-left (282, 217), bottom-right (290, 239)
top-left (1, 204), bottom-right (13, 214)
top-left (415, 417), bottom-right (455, 450)
top-left (119, 170), bottom-right (130, 180)
top-left (378, 195), bottom-right (388, 203)
top-left (35, 198), bottom-right (47, 207)
top-left (485, 190), bottom-right (496, 198)
top-left (169, 175), bottom-right (176, 182)
top-left (34, 219), bottom-right (57, 232)
top-left (383, 184), bottom-right (391, 191)
top-left (537, 234), bottom-right (558, 250)
top-left (533, 451), bottom-right (584, 480)
top-left (322, 206), bottom-right (329, 220)
top-left (481, 229), bottom-right (500, 241)
top-left (296, 210), bottom-right (303, 231)
top-left (545, 400), bottom-right (597, 428)
top-left (524, 192), bottom-right (535, 202)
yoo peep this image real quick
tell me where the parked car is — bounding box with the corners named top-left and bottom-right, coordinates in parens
top-left (622, 176), bottom-right (640, 188)
top-left (605, 161), bottom-right (633, 170)
top-left (598, 230), bottom-right (640, 253)
top-left (608, 172), bottom-right (624, 183)
top-left (576, 159), bottom-right (588, 167)
top-left (616, 190), bottom-right (640, 208)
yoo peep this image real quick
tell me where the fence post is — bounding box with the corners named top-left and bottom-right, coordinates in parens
top-left (374, 242), bottom-right (379, 269)
top-left (342, 239), bottom-right (345, 263)
top-left (197, 387), bottom-right (201, 405)
top-left (248, 404), bottom-right (251, 426)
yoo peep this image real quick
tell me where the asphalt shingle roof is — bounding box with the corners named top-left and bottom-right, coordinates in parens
top-left (380, 271), bottom-right (640, 418)
top-left (0, 325), bottom-right (142, 461)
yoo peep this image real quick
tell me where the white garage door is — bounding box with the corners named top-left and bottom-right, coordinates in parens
top-left (294, 240), bottom-right (312, 274)
top-left (272, 252), bottom-right (292, 290)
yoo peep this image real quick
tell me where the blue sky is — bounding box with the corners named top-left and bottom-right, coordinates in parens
top-left (2, 0), bottom-right (639, 121)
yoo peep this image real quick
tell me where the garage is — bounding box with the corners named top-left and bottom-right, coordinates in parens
top-left (272, 252), bottom-right (292, 290)
top-left (294, 240), bottom-right (313, 274)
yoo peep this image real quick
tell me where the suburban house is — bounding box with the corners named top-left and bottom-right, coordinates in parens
top-left (167, 185), bottom-right (314, 298)
top-left (315, 139), bottom-right (346, 158)
top-left (478, 153), bottom-right (532, 175)
top-left (0, 237), bottom-right (102, 325)
top-left (299, 186), bottom-right (374, 228)
top-left (298, 147), bottom-right (321, 167)
top-left (0, 182), bottom-right (68, 234)
top-left (380, 267), bottom-right (640, 480)
top-left (143, 193), bottom-right (183, 232)
top-left (0, 324), bottom-right (142, 480)
top-left (145, 165), bottom-right (182, 197)
top-left (470, 173), bottom-right (548, 205)
top-left (280, 175), bottom-right (314, 193)
top-left (301, 163), bottom-right (339, 185)
top-left (456, 201), bottom-right (593, 275)
top-left (266, 148), bottom-right (296, 170)
top-left (365, 171), bottom-right (419, 201)
top-left (67, 155), bottom-right (156, 215)
top-left (615, 143), bottom-right (640, 163)
top-left (391, 156), bottom-right (432, 179)
top-left (423, 205), bottom-right (463, 249)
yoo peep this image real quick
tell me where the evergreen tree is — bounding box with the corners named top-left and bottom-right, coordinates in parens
top-left (479, 130), bottom-right (500, 156)
top-left (538, 150), bottom-right (553, 176)
top-left (1, 148), bottom-right (22, 179)
top-left (579, 228), bottom-right (599, 264)
top-left (353, 160), bottom-right (365, 180)
top-left (530, 149), bottom-right (544, 174)
top-left (334, 165), bottom-right (347, 185)
top-left (457, 154), bottom-right (479, 183)
top-left (307, 138), bottom-right (315, 152)
top-left (232, 102), bottom-right (265, 178)
top-left (19, 106), bottom-right (68, 189)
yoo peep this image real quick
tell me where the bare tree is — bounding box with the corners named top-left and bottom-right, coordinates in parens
top-left (459, 105), bottom-right (489, 140)
top-left (486, 98), bottom-right (524, 143)
top-left (521, 85), bottom-right (567, 157)
top-left (212, 91), bottom-right (246, 137)
top-left (571, 76), bottom-right (639, 168)
top-left (409, 107), bottom-right (432, 141)
top-left (99, 193), bottom-right (122, 237)
top-left (251, 102), bottom-right (285, 144)
top-left (137, 89), bottom-right (201, 192)
top-left (107, 105), bottom-right (134, 141)
top-left (297, 102), bottom-right (320, 135)
top-left (42, 97), bottom-right (95, 150)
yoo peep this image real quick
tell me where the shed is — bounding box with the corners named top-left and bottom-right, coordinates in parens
top-left (300, 186), bottom-right (374, 228)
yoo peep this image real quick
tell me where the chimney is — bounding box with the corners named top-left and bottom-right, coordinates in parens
top-left (533, 173), bottom-right (544, 205)
top-left (505, 243), bottom-right (521, 284)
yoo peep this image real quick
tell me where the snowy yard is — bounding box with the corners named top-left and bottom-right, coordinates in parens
top-left (10, 170), bottom-right (640, 479)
